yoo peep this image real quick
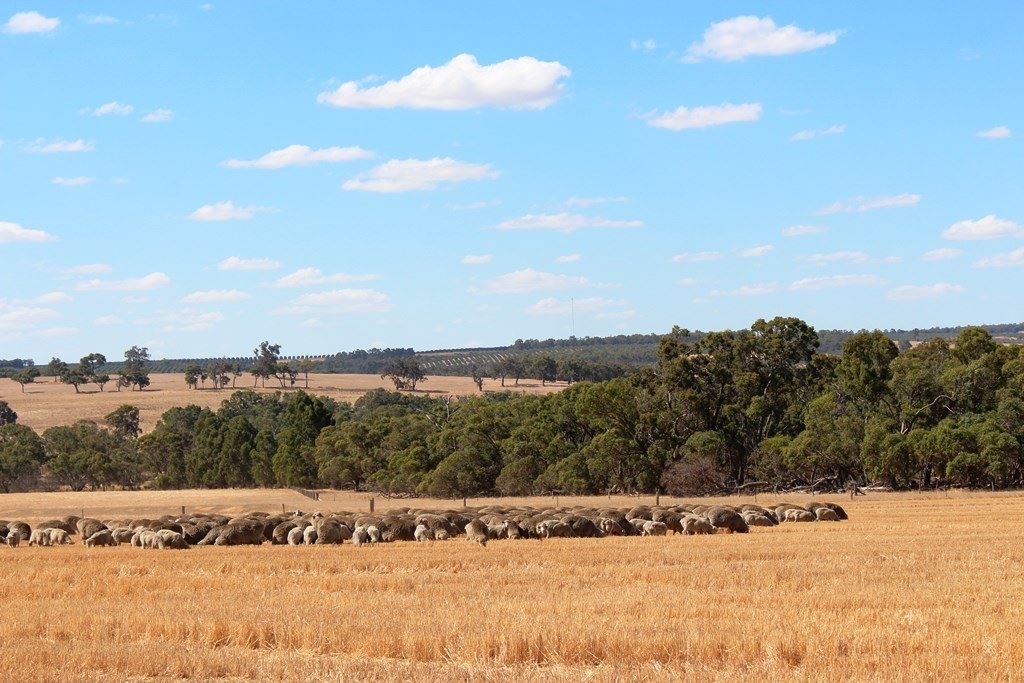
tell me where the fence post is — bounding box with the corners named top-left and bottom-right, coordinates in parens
top-left (281, 503), bottom-right (285, 514)
top-left (181, 505), bottom-right (185, 515)
top-left (655, 489), bottom-right (660, 506)
top-left (369, 497), bottom-right (375, 513)
top-left (463, 496), bottom-right (467, 508)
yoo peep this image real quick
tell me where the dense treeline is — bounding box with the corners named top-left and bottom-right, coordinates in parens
top-left (2, 317), bottom-right (1022, 496)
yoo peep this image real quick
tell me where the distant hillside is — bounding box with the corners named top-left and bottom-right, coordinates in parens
top-left (11, 322), bottom-right (1023, 377)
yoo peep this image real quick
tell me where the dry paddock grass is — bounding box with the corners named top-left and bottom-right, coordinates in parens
top-left (2, 491), bottom-right (1024, 681)
top-left (0, 372), bottom-right (563, 433)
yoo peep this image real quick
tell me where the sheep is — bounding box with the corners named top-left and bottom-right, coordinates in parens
top-left (365, 525), bottom-right (382, 544)
top-left (110, 527), bottom-right (135, 544)
top-left (707, 506), bottom-right (750, 534)
top-left (315, 519), bottom-right (344, 545)
top-left (6, 533), bottom-right (19, 548)
top-left (85, 530), bottom-right (118, 547)
top-left (138, 530), bottom-right (161, 549)
top-left (303, 525), bottom-right (318, 545)
top-left (156, 530), bottom-right (189, 549)
top-left (682, 515), bottom-right (716, 535)
top-left (825, 502), bottom-right (849, 520)
top-left (351, 527), bottom-right (370, 546)
top-left (501, 519), bottom-right (526, 540)
top-left (742, 511), bottom-right (776, 527)
top-left (29, 529), bottom-right (52, 547)
top-left (272, 521), bottom-right (298, 545)
top-left (785, 509), bottom-right (816, 523)
top-left (8, 522), bottom-right (30, 542)
top-left (598, 517), bottom-right (625, 536)
top-left (815, 507), bottom-right (840, 522)
top-left (464, 519), bottom-right (489, 546)
top-left (414, 524), bottom-right (434, 542)
top-left (76, 518), bottom-right (107, 540)
top-left (47, 528), bottom-right (73, 545)
top-left (287, 526), bottom-right (305, 545)
top-left (641, 520), bottom-right (668, 537)
top-left (433, 528), bottom-right (451, 541)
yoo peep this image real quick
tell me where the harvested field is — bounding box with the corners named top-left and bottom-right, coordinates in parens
top-left (0, 372), bottom-right (563, 434)
top-left (1, 490), bottom-right (1022, 680)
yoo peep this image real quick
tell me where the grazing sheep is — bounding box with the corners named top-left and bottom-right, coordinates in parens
top-left (365, 525), bottom-right (382, 543)
top-left (351, 527), bottom-right (370, 546)
top-left (641, 520), bottom-right (668, 537)
top-left (85, 530), bottom-right (117, 547)
top-left (76, 518), bottom-right (107, 540)
top-left (598, 517), bottom-right (625, 536)
top-left (465, 519), bottom-right (489, 546)
top-left (139, 530), bottom-right (161, 549)
top-left (414, 524), bottom-right (434, 542)
top-left (284, 527), bottom-right (303, 545)
top-left (46, 528), bottom-right (73, 545)
top-left (156, 530), bottom-right (189, 549)
top-left (315, 519), bottom-right (344, 545)
top-left (742, 511), bottom-right (776, 527)
top-left (302, 526), bottom-right (318, 545)
top-left (9, 522), bottom-right (30, 542)
top-left (815, 507), bottom-right (840, 522)
top-left (6, 533), bottom-right (20, 548)
top-left (785, 509), bottom-right (816, 522)
top-left (110, 527), bottom-right (135, 544)
top-left (707, 507), bottom-right (750, 534)
top-left (434, 528), bottom-right (451, 541)
top-left (682, 515), bottom-right (716, 535)
top-left (825, 502), bottom-right (849, 520)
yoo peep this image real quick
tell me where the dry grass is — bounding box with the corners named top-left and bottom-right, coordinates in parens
top-left (2, 490), bottom-right (1023, 681)
top-left (0, 372), bottom-right (562, 433)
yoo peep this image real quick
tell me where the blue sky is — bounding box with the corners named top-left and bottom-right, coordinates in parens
top-left (1, 2), bottom-right (1022, 360)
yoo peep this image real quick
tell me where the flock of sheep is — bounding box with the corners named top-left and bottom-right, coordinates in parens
top-left (0, 500), bottom-right (846, 550)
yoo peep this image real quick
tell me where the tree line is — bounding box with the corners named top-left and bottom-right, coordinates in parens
top-left (2, 318), bottom-right (1022, 496)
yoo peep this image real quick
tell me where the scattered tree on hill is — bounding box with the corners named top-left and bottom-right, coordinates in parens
top-left (381, 357), bottom-right (427, 391)
top-left (60, 368), bottom-right (88, 393)
top-left (251, 341), bottom-right (282, 388)
top-left (105, 404), bottom-right (141, 439)
top-left (298, 358), bottom-right (318, 388)
top-left (184, 363), bottom-right (202, 389)
top-left (120, 346), bottom-right (151, 391)
top-left (46, 357), bottom-right (69, 380)
top-left (471, 366), bottom-right (485, 392)
top-left (93, 373), bottom-right (111, 392)
top-left (11, 367), bottom-right (40, 392)
top-left (0, 400), bottom-right (17, 426)
top-left (79, 353), bottom-right (106, 377)
top-left (531, 355), bottom-right (558, 386)
top-left (207, 360), bottom-right (233, 390)
top-left (0, 423), bottom-right (45, 493)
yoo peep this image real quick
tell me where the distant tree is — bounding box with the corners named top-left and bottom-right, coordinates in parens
top-left (531, 355), bottom-right (558, 386)
top-left (46, 357), bottom-right (69, 380)
top-left (105, 404), bottom-right (141, 439)
top-left (11, 367), bottom-right (40, 393)
top-left (381, 358), bottom-right (427, 391)
top-left (79, 353), bottom-right (107, 377)
top-left (61, 368), bottom-right (88, 393)
top-left (507, 357), bottom-right (526, 386)
top-left (0, 423), bottom-right (45, 493)
top-left (298, 358), bottom-right (318, 388)
top-left (0, 400), bottom-right (17, 426)
top-left (206, 360), bottom-right (232, 390)
top-left (470, 365), bottom-right (485, 392)
top-left (184, 363), bottom-right (202, 389)
top-left (231, 363), bottom-right (243, 388)
top-left (252, 341), bottom-right (282, 388)
top-left (120, 346), bottom-right (151, 391)
top-left (273, 392), bottom-right (333, 486)
top-left (93, 373), bottom-right (111, 392)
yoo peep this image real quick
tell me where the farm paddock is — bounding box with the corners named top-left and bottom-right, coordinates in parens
top-left (1, 490), bottom-right (1022, 681)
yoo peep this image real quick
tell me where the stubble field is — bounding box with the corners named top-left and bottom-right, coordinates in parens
top-left (1, 489), bottom-right (1022, 681)
top-left (0, 372), bottom-right (562, 433)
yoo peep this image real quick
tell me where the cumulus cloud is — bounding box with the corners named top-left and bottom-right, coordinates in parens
top-left (141, 108), bottom-right (174, 123)
top-left (38, 326), bottom-right (78, 337)
top-left (218, 256), bottom-right (281, 271)
top-left (223, 144), bottom-right (373, 169)
top-left (4, 11), bottom-right (60, 33)
top-left (782, 224), bottom-right (827, 237)
top-left (790, 124), bottom-right (845, 142)
top-left (86, 101), bottom-right (133, 116)
top-left (672, 251), bottom-right (722, 263)
top-left (631, 38), bottom-right (658, 52)
top-left (317, 53), bottom-right (570, 110)
top-left (495, 212), bottom-right (642, 233)
top-left (52, 176), bottom-right (94, 186)
top-left (462, 254), bottom-right (492, 265)
top-left (565, 196), bottom-right (627, 208)
top-left (527, 297), bottom-right (626, 316)
top-left (974, 247), bottom-right (1024, 268)
top-left (76, 272), bottom-right (170, 292)
top-left (63, 263), bottom-right (110, 275)
top-left (685, 16), bottom-right (839, 62)
top-left (887, 283), bottom-right (965, 301)
top-left (181, 289), bottom-right (249, 303)
top-left (645, 103), bottom-right (762, 131)
top-left (817, 193), bottom-right (920, 215)
top-left (284, 289), bottom-right (393, 314)
top-left (922, 247), bottom-right (962, 262)
top-left (32, 291), bottom-right (71, 304)
top-left (0, 302), bottom-right (58, 331)
top-left (804, 250), bottom-right (869, 266)
top-left (80, 14), bottom-right (119, 24)
top-left (343, 157), bottom-right (498, 193)
top-left (0, 221), bottom-right (56, 243)
top-left (739, 244), bottom-right (774, 258)
top-left (147, 310), bottom-right (225, 332)
top-left (188, 201), bottom-right (273, 221)
top-left (790, 274), bottom-right (881, 290)
top-left (556, 253), bottom-right (582, 263)
top-left (273, 267), bottom-right (380, 288)
top-left (482, 269), bottom-right (591, 294)
top-left (943, 215), bottom-right (1022, 241)
top-left (27, 138), bottom-right (93, 153)
top-left (976, 126), bottom-right (1011, 139)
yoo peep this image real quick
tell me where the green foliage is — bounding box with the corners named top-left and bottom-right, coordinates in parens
top-left (0, 423), bottom-right (45, 492)
top-left (0, 400), bottom-right (17, 426)
top-left (105, 404), bottom-right (141, 439)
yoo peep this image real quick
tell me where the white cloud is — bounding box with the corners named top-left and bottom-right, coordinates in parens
top-left (141, 108), bottom-right (174, 123)
top-left (804, 250), bottom-right (869, 266)
top-left (38, 326), bottom-right (78, 337)
top-left (94, 315), bottom-right (122, 326)
top-left (302, 318), bottom-right (320, 328)
top-left (4, 11), bottom-right (60, 34)
top-left (318, 53), bottom-right (570, 110)
top-left (27, 138), bottom-right (93, 154)
top-left (63, 263), bottom-right (110, 275)
top-left (645, 103), bottom-right (762, 131)
top-left (32, 291), bottom-right (71, 304)
top-left (739, 244), bottom-right (774, 258)
top-left (188, 201), bottom-right (272, 222)
top-left (343, 157), bottom-right (498, 193)
top-left (790, 124), bottom-right (846, 142)
top-left (887, 283), bottom-right (965, 301)
top-left (52, 176), bottom-right (94, 186)
top-left (181, 289), bottom-right (249, 303)
top-left (708, 283), bottom-right (778, 298)
top-left (148, 310), bottom-right (225, 332)
top-left (974, 247), bottom-right (1024, 268)
top-left (790, 274), bottom-right (881, 290)
top-left (87, 101), bottom-right (133, 117)
top-left (782, 224), bottom-right (827, 237)
top-left (672, 251), bottom-right (721, 263)
top-left (218, 256), bottom-right (281, 271)
top-left (943, 215), bottom-right (1022, 241)
top-left (527, 297), bottom-right (626, 316)
top-left (273, 268), bottom-right (380, 288)
top-left (495, 213), bottom-right (642, 233)
top-left (445, 200), bottom-right (501, 210)
top-left (678, 277), bottom-right (698, 286)
top-left (817, 193), bottom-right (921, 215)
top-left (630, 38), bottom-right (658, 52)
top-left (285, 289), bottom-right (393, 314)
top-left (0, 302), bottom-right (57, 331)
top-left (556, 253), bottom-right (581, 263)
top-left (482, 269), bottom-right (591, 294)
top-left (922, 247), bottom-right (962, 262)
top-left (0, 221), bottom-right (56, 243)
top-left (223, 144), bottom-right (373, 169)
top-left (80, 14), bottom-right (119, 25)
top-left (565, 196), bottom-right (628, 208)
top-left (976, 126), bottom-right (1011, 139)
top-left (77, 272), bottom-right (170, 292)
top-left (122, 295), bottom-right (146, 304)
top-left (462, 254), bottom-right (492, 265)
top-left (685, 16), bottom-right (839, 62)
